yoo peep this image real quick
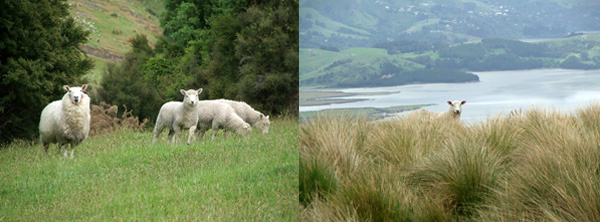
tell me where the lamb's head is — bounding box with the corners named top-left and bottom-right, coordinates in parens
top-left (180, 88), bottom-right (203, 107)
top-left (237, 122), bottom-right (252, 137)
top-left (255, 114), bottom-right (270, 134)
top-left (447, 100), bottom-right (466, 115)
top-left (63, 85), bottom-right (88, 105)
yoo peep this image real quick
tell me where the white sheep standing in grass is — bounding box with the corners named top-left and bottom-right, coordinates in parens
top-left (39, 85), bottom-right (91, 158)
top-left (409, 100), bottom-right (467, 121)
top-left (196, 101), bottom-right (251, 140)
top-left (214, 99), bottom-right (270, 134)
top-left (153, 89), bottom-right (202, 145)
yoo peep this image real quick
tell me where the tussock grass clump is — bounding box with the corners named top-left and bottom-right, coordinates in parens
top-left (409, 139), bottom-right (505, 218)
top-left (301, 105), bottom-right (600, 221)
top-left (299, 158), bottom-right (338, 206)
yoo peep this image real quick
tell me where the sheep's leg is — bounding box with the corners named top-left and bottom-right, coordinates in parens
top-left (43, 142), bottom-right (49, 154)
top-left (69, 144), bottom-right (75, 159)
top-left (223, 130), bottom-right (228, 138)
top-left (173, 126), bottom-right (183, 145)
top-left (168, 129), bottom-right (175, 145)
top-left (187, 126), bottom-right (196, 145)
top-left (62, 144), bottom-right (69, 158)
top-left (196, 129), bottom-right (205, 140)
top-left (153, 125), bottom-right (164, 145)
top-left (211, 130), bottom-right (217, 141)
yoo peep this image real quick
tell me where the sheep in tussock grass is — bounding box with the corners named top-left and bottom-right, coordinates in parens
top-left (214, 99), bottom-right (270, 134)
top-left (196, 101), bottom-right (251, 141)
top-left (409, 100), bottom-right (467, 121)
top-left (153, 89), bottom-right (202, 145)
top-left (39, 85), bottom-right (91, 158)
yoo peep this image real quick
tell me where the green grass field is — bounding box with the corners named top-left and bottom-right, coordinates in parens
top-left (0, 118), bottom-right (298, 221)
top-left (300, 104), bottom-right (600, 221)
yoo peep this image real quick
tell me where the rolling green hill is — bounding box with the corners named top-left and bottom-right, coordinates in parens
top-left (68, 0), bottom-right (164, 84)
top-left (300, 47), bottom-right (425, 87)
top-left (301, 33), bottom-right (600, 88)
top-left (300, 0), bottom-right (600, 49)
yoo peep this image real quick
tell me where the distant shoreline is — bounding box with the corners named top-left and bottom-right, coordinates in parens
top-left (300, 89), bottom-right (399, 106)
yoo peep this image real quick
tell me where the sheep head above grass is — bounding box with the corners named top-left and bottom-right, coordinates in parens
top-left (255, 114), bottom-right (270, 134)
top-left (181, 88), bottom-right (202, 107)
top-left (64, 85), bottom-right (88, 105)
top-left (448, 100), bottom-right (467, 115)
top-left (438, 100), bottom-right (467, 121)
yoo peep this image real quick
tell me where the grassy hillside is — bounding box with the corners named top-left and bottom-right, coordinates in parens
top-left (301, 33), bottom-right (600, 88)
top-left (300, 7), bottom-right (370, 39)
top-left (300, 104), bottom-right (600, 221)
top-left (69, 0), bottom-right (163, 84)
top-left (300, 48), bottom-right (424, 87)
top-left (0, 118), bottom-right (298, 221)
top-left (300, 0), bottom-right (600, 49)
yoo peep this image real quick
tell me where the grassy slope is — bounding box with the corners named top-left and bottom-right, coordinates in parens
top-left (300, 48), bottom-right (423, 84)
top-left (300, 33), bottom-right (600, 88)
top-left (300, 6), bottom-right (372, 39)
top-left (0, 118), bottom-right (298, 221)
top-left (69, 0), bottom-right (163, 83)
top-left (300, 105), bottom-right (600, 221)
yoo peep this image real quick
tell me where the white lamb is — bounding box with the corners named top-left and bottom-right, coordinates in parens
top-left (438, 100), bottom-right (467, 120)
top-left (409, 100), bottom-right (467, 121)
top-left (214, 99), bottom-right (270, 134)
top-left (195, 101), bottom-right (251, 140)
top-left (39, 85), bottom-right (91, 158)
top-left (153, 89), bottom-right (202, 145)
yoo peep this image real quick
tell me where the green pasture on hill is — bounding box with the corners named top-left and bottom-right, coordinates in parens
top-left (0, 118), bottom-right (298, 221)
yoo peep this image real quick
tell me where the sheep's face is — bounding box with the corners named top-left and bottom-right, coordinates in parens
top-left (64, 85), bottom-right (88, 105)
top-left (255, 114), bottom-right (270, 134)
top-left (447, 100), bottom-right (466, 115)
top-left (180, 88), bottom-right (203, 107)
top-left (239, 123), bottom-right (252, 136)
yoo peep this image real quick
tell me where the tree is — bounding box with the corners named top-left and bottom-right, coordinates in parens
top-left (100, 35), bottom-right (162, 122)
top-left (236, 3), bottom-right (299, 115)
top-left (0, 0), bottom-right (93, 144)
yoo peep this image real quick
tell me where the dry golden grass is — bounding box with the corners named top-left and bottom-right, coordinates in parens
top-left (90, 102), bottom-right (148, 135)
top-left (300, 104), bottom-right (600, 221)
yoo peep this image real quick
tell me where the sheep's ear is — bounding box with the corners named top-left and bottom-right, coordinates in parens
top-left (63, 85), bottom-right (70, 91)
top-left (260, 114), bottom-right (264, 119)
top-left (197, 88), bottom-right (203, 94)
top-left (180, 89), bottom-right (186, 96)
top-left (81, 84), bottom-right (88, 91)
top-left (461, 100), bottom-right (467, 105)
top-left (266, 115), bottom-right (269, 119)
top-left (447, 101), bottom-right (452, 105)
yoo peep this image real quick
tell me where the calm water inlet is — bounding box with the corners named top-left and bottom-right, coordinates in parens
top-left (299, 69), bottom-right (600, 123)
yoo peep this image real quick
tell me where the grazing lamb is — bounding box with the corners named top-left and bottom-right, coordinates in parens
top-left (39, 85), bottom-right (91, 158)
top-left (196, 101), bottom-right (251, 140)
top-left (153, 89), bottom-right (202, 145)
top-left (409, 100), bottom-right (467, 121)
top-left (214, 99), bottom-right (270, 134)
